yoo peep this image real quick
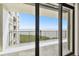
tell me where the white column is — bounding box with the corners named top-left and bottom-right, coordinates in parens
top-left (75, 3), bottom-right (79, 56)
top-left (3, 7), bottom-right (9, 51)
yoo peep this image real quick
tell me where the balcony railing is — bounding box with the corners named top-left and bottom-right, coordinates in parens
top-left (9, 30), bottom-right (67, 46)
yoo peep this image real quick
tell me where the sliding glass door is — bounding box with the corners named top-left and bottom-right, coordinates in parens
top-left (2, 3), bottom-right (74, 56)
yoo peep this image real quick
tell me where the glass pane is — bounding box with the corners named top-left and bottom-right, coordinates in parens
top-left (39, 3), bottom-right (59, 56)
top-left (62, 6), bottom-right (73, 55)
top-left (4, 3), bottom-right (35, 56)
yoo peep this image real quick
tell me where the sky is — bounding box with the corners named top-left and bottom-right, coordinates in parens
top-left (19, 13), bottom-right (67, 30)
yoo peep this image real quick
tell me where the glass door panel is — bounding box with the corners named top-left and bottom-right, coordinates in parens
top-left (39, 3), bottom-right (59, 56)
top-left (62, 4), bottom-right (74, 55)
top-left (7, 3), bottom-right (35, 56)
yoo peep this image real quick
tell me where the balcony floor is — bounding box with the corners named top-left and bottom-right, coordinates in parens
top-left (0, 39), bottom-right (70, 56)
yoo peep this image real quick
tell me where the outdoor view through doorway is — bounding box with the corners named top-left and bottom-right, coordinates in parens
top-left (0, 3), bottom-right (74, 56)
